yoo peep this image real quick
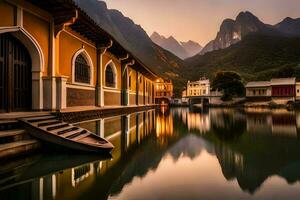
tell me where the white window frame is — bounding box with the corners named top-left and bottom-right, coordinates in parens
top-left (104, 60), bottom-right (118, 89)
top-left (71, 48), bottom-right (94, 87)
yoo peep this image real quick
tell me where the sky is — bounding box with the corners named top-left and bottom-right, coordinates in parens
top-left (102, 0), bottom-right (300, 46)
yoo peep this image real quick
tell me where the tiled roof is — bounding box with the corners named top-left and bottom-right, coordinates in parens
top-left (245, 81), bottom-right (271, 88)
top-left (271, 78), bottom-right (296, 85)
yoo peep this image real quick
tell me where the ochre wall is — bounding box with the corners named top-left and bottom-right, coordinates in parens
top-left (139, 76), bottom-right (144, 93)
top-left (128, 67), bottom-right (136, 92)
top-left (129, 94), bottom-right (136, 105)
top-left (23, 11), bottom-right (50, 76)
top-left (0, 1), bottom-right (15, 27)
top-left (59, 29), bottom-right (97, 84)
top-left (138, 95), bottom-right (144, 105)
top-left (104, 91), bottom-right (121, 106)
top-left (102, 52), bottom-right (121, 89)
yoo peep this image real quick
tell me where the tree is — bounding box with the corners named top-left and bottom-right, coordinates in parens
top-left (212, 71), bottom-right (245, 101)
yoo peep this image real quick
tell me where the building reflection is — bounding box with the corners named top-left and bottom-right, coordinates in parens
top-left (0, 110), bottom-right (157, 200)
top-left (156, 111), bottom-right (174, 139)
top-left (3, 108), bottom-right (300, 199)
top-left (210, 108), bottom-right (247, 140)
top-left (187, 111), bottom-right (210, 133)
top-left (245, 108), bottom-right (299, 138)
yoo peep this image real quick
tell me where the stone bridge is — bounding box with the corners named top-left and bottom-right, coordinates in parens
top-left (187, 95), bottom-right (222, 106)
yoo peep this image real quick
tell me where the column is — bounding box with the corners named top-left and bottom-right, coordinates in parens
top-left (135, 113), bottom-right (140, 144)
top-left (96, 48), bottom-right (105, 107)
top-left (143, 77), bottom-right (146, 105)
top-left (121, 115), bottom-right (129, 155)
top-left (96, 119), bottom-right (105, 138)
top-left (148, 82), bottom-right (150, 104)
top-left (32, 71), bottom-right (43, 111)
top-left (42, 21), bottom-right (57, 110)
top-left (136, 71), bottom-right (139, 105)
top-left (152, 83), bottom-right (155, 104)
top-left (56, 76), bottom-right (67, 110)
top-left (121, 62), bottom-right (129, 106)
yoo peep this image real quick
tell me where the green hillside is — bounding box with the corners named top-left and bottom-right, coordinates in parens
top-left (183, 34), bottom-right (300, 83)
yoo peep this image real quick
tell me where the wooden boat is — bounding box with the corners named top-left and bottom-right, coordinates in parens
top-left (19, 115), bottom-right (114, 153)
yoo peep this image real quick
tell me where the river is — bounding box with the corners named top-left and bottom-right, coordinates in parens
top-left (2, 107), bottom-right (300, 200)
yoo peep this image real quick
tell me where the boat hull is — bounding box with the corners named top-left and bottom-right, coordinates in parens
top-left (20, 121), bottom-right (113, 154)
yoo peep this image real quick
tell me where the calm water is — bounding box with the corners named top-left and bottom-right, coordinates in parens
top-left (2, 107), bottom-right (300, 200)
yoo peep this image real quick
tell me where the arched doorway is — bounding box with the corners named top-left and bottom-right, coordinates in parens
top-left (0, 33), bottom-right (32, 112)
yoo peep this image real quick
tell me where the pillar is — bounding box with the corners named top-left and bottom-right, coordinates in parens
top-left (96, 119), bottom-right (104, 138)
top-left (152, 83), bottom-right (155, 104)
top-left (121, 63), bottom-right (129, 106)
top-left (136, 113), bottom-right (140, 144)
top-left (32, 71), bottom-right (43, 111)
top-left (96, 48), bottom-right (105, 107)
top-left (148, 82), bottom-right (150, 104)
top-left (143, 77), bottom-right (146, 105)
top-left (121, 115), bottom-right (129, 155)
top-left (136, 71), bottom-right (139, 105)
top-left (56, 76), bottom-right (67, 110)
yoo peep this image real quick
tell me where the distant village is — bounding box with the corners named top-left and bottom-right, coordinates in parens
top-left (154, 76), bottom-right (300, 108)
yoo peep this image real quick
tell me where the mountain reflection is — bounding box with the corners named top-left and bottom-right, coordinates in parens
top-left (2, 108), bottom-right (300, 200)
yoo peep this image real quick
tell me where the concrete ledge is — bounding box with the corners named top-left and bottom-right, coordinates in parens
top-left (55, 105), bottom-right (159, 123)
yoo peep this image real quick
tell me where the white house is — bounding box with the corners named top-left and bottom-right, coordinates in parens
top-left (187, 77), bottom-right (210, 97)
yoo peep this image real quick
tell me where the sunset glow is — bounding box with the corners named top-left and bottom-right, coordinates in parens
top-left (103, 0), bottom-right (300, 45)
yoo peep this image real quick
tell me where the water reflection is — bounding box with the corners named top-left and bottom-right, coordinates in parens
top-left (2, 108), bottom-right (300, 200)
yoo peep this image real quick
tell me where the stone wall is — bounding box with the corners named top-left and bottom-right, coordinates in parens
top-left (67, 88), bottom-right (95, 107)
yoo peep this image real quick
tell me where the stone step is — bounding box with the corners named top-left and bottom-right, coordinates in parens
top-left (0, 139), bottom-right (40, 159)
top-left (0, 129), bottom-right (29, 144)
top-left (0, 120), bottom-right (20, 131)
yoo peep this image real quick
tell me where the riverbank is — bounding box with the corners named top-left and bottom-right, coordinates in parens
top-left (210, 99), bottom-right (296, 109)
top-left (0, 105), bottom-right (159, 160)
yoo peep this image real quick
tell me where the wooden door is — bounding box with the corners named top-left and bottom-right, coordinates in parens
top-left (0, 33), bottom-right (32, 112)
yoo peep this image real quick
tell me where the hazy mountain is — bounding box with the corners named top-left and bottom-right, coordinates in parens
top-left (181, 40), bottom-right (203, 58)
top-left (275, 17), bottom-right (300, 36)
top-left (200, 11), bottom-right (300, 55)
top-left (151, 32), bottom-right (202, 59)
top-left (185, 34), bottom-right (300, 82)
top-left (75, 0), bottom-right (186, 95)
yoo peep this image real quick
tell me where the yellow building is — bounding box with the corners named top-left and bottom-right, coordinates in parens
top-left (0, 0), bottom-right (158, 113)
top-left (154, 78), bottom-right (173, 104)
top-left (187, 77), bottom-right (210, 97)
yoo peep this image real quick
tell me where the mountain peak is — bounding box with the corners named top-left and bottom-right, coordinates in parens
top-left (167, 35), bottom-right (177, 41)
top-left (220, 18), bottom-right (235, 30)
top-left (281, 17), bottom-right (300, 23)
top-left (283, 17), bottom-right (293, 22)
top-left (151, 32), bottom-right (202, 59)
top-left (236, 11), bottom-right (261, 24)
top-left (180, 40), bottom-right (201, 46)
top-left (151, 31), bottom-right (160, 37)
top-left (275, 17), bottom-right (300, 36)
top-left (237, 11), bottom-right (256, 19)
top-left (200, 11), bottom-right (271, 55)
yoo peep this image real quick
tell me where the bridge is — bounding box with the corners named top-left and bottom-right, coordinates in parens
top-left (186, 95), bottom-right (222, 106)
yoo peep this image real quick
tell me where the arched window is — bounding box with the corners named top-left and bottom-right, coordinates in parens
top-left (105, 63), bottom-right (116, 88)
top-left (75, 54), bottom-right (91, 84)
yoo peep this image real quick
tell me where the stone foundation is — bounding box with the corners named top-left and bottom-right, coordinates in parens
top-left (56, 105), bottom-right (159, 123)
top-left (67, 88), bottom-right (95, 107)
